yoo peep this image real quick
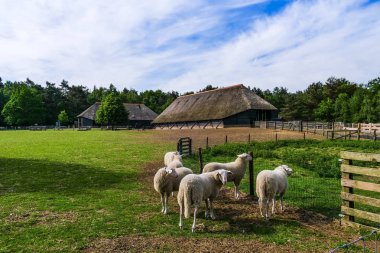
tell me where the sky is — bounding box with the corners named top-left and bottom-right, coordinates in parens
top-left (0, 0), bottom-right (379, 93)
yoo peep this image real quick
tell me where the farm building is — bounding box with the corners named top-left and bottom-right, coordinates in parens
top-left (153, 84), bottom-right (278, 129)
top-left (77, 102), bottom-right (158, 128)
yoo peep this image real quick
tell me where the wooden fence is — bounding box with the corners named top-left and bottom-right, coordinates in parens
top-left (340, 151), bottom-right (380, 228)
top-left (177, 137), bottom-right (192, 156)
top-left (257, 121), bottom-right (379, 140)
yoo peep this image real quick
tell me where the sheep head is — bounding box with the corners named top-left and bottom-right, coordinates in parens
top-left (173, 153), bottom-right (183, 161)
top-left (237, 153), bottom-right (252, 161)
top-left (215, 169), bottom-right (232, 185)
top-left (278, 165), bottom-right (293, 176)
top-left (164, 167), bottom-right (178, 178)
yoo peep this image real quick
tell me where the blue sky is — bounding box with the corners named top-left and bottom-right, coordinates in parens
top-left (0, 0), bottom-right (379, 93)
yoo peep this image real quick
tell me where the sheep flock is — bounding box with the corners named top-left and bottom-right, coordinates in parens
top-left (153, 151), bottom-right (293, 232)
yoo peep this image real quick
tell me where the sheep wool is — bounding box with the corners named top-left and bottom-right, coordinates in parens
top-left (256, 165), bottom-right (293, 219)
top-left (164, 151), bottom-right (182, 166)
top-left (153, 166), bottom-right (193, 214)
top-left (177, 169), bottom-right (231, 232)
top-left (202, 153), bottom-right (252, 199)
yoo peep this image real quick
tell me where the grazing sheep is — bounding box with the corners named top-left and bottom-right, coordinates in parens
top-left (167, 153), bottom-right (183, 169)
top-left (202, 153), bottom-right (252, 199)
top-left (177, 169), bottom-right (232, 232)
top-left (153, 166), bottom-right (193, 214)
top-left (164, 151), bottom-right (182, 166)
top-left (256, 165), bottom-right (293, 219)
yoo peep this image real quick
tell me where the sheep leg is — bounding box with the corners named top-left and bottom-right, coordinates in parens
top-left (209, 199), bottom-right (216, 220)
top-left (280, 195), bottom-right (284, 212)
top-left (163, 193), bottom-right (169, 214)
top-left (258, 198), bottom-right (264, 217)
top-left (179, 204), bottom-right (184, 230)
top-left (160, 193), bottom-right (165, 213)
top-left (234, 180), bottom-right (241, 199)
top-left (265, 199), bottom-right (269, 219)
top-left (192, 204), bottom-right (198, 233)
top-left (272, 198), bottom-right (276, 215)
top-left (205, 199), bottom-right (210, 219)
top-left (235, 185), bottom-right (240, 199)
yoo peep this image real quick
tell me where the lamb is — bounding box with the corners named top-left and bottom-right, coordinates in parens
top-left (164, 151), bottom-right (182, 167)
top-left (167, 153), bottom-right (183, 169)
top-left (177, 169), bottom-right (232, 232)
top-left (153, 166), bottom-right (193, 214)
top-left (202, 153), bottom-right (252, 199)
top-left (256, 165), bottom-right (293, 219)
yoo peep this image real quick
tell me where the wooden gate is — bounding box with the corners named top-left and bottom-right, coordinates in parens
top-left (340, 151), bottom-right (380, 228)
top-left (177, 137), bottom-right (192, 156)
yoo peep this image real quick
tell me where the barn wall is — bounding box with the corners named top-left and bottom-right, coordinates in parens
top-left (129, 120), bottom-right (152, 128)
top-left (223, 109), bottom-right (279, 127)
top-left (79, 117), bottom-right (94, 127)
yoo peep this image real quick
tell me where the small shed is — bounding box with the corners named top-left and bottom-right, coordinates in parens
top-left (77, 103), bottom-right (158, 128)
top-left (152, 84), bottom-right (278, 129)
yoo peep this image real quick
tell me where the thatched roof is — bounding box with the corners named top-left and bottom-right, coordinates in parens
top-left (153, 84), bottom-right (277, 124)
top-left (78, 103), bottom-right (157, 121)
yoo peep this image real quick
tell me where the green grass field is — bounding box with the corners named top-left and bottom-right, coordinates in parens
top-left (0, 130), bottom-right (379, 252)
top-left (0, 130), bottom-right (172, 252)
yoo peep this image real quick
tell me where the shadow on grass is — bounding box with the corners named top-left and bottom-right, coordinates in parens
top-left (0, 157), bottom-right (128, 194)
top-left (207, 206), bottom-right (303, 236)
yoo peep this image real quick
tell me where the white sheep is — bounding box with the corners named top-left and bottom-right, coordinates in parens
top-left (167, 153), bottom-right (183, 169)
top-left (256, 165), bottom-right (293, 219)
top-left (177, 169), bottom-right (232, 232)
top-left (164, 151), bottom-right (182, 166)
top-left (202, 153), bottom-right (252, 199)
top-left (153, 166), bottom-right (193, 214)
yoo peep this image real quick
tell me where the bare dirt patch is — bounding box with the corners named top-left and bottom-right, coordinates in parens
top-left (84, 235), bottom-right (293, 253)
top-left (149, 127), bottom-right (324, 150)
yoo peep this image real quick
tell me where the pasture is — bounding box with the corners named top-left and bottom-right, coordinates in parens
top-left (0, 129), bottom-right (378, 252)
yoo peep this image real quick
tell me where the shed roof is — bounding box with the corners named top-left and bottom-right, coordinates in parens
top-left (153, 84), bottom-right (277, 124)
top-left (77, 103), bottom-right (157, 121)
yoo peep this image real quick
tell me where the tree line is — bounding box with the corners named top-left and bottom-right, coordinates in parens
top-left (253, 77), bottom-right (380, 123)
top-left (0, 78), bottom-right (178, 126)
top-left (0, 76), bottom-right (379, 126)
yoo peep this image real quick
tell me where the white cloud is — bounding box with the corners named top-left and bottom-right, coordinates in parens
top-left (0, 0), bottom-right (379, 92)
top-left (161, 0), bottom-right (380, 92)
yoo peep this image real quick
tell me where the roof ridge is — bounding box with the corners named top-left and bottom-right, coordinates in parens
top-left (180, 84), bottom-right (244, 98)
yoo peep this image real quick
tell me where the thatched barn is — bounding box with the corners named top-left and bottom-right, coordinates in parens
top-left (77, 102), bottom-right (158, 128)
top-left (153, 84), bottom-right (278, 129)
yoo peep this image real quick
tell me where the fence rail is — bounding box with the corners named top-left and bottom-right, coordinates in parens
top-left (256, 121), bottom-right (379, 141)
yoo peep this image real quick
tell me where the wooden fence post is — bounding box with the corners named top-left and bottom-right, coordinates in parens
top-left (275, 133), bottom-right (278, 142)
top-left (303, 132), bottom-right (306, 140)
top-left (374, 130), bottom-right (377, 141)
top-left (177, 141), bottom-right (181, 154)
top-left (225, 135), bottom-right (228, 144)
top-left (342, 159), bottom-right (355, 222)
top-left (249, 151), bottom-right (254, 196)
top-left (332, 122), bottom-right (335, 140)
top-left (206, 137), bottom-right (209, 149)
top-left (248, 134), bottom-right (250, 144)
top-left (198, 147), bottom-right (203, 173)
